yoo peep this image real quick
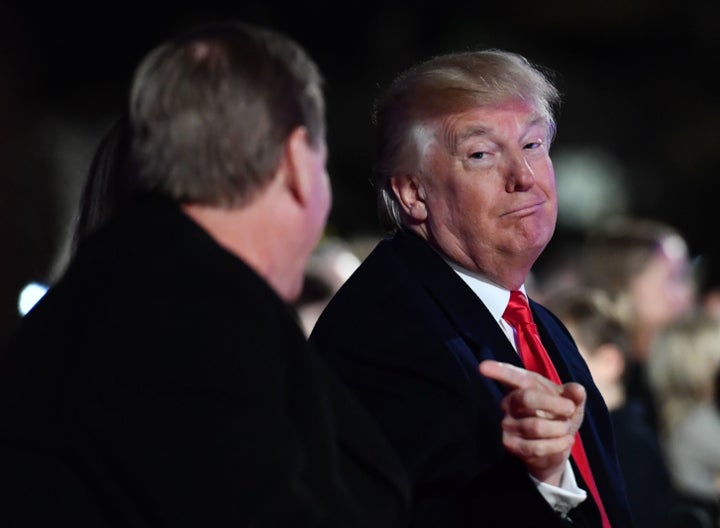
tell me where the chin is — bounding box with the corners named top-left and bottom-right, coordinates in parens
top-left (516, 233), bottom-right (553, 267)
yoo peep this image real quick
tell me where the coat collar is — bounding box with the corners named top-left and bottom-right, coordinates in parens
top-left (389, 230), bottom-right (523, 368)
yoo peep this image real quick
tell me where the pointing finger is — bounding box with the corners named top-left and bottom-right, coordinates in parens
top-left (478, 359), bottom-right (560, 393)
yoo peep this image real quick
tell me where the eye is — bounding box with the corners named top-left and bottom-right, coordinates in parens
top-left (469, 151), bottom-right (486, 159)
top-left (524, 140), bottom-right (544, 150)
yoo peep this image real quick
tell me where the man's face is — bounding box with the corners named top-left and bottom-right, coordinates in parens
top-left (418, 99), bottom-right (558, 286)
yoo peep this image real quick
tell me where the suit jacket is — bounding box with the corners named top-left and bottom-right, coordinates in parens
top-left (309, 229), bottom-right (633, 528)
top-left (0, 194), bottom-right (410, 527)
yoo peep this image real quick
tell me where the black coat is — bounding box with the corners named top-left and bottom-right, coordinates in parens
top-left (0, 195), bottom-right (410, 527)
top-left (310, 229), bottom-right (634, 528)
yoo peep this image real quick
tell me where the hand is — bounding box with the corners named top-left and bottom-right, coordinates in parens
top-left (478, 359), bottom-right (586, 486)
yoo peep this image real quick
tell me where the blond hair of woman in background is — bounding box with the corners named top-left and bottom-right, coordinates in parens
top-left (647, 315), bottom-right (720, 526)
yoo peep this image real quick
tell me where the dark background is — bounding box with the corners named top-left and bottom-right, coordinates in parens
top-left (2, 1), bottom-right (719, 344)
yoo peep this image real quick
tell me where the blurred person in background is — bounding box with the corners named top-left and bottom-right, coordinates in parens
top-left (294, 237), bottom-right (362, 336)
top-left (647, 316), bottom-right (720, 527)
top-left (578, 216), bottom-right (697, 431)
top-left (547, 287), bottom-right (679, 528)
top-left (71, 114), bottom-right (135, 252)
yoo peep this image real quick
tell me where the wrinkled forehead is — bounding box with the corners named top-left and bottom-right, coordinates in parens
top-left (431, 86), bottom-right (552, 124)
top-left (419, 99), bottom-right (551, 152)
top-left (452, 99), bottom-right (547, 132)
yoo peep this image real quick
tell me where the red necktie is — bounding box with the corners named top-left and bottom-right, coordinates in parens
top-left (503, 290), bottom-right (611, 528)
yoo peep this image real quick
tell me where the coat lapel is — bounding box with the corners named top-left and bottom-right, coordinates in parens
top-left (390, 231), bottom-right (593, 391)
top-left (390, 230), bottom-right (523, 373)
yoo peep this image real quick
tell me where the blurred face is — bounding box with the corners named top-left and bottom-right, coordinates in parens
top-left (416, 99), bottom-right (557, 288)
top-left (630, 240), bottom-right (695, 331)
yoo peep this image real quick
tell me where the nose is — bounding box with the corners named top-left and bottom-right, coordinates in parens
top-left (504, 152), bottom-right (535, 192)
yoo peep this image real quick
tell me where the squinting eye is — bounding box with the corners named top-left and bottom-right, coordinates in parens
top-left (524, 141), bottom-right (542, 150)
top-left (469, 152), bottom-right (485, 159)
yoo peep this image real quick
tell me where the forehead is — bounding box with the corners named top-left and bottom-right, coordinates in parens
top-left (443, 99), bottom-right (547, 140)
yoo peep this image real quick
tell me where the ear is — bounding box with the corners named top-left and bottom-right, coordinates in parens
top-left (281, 126), bottom-right (316, 206)
top-left (390, 173), bottom-right (427, 222)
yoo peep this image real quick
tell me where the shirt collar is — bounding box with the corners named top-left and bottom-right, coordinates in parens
top-left (444, 258), bottom-right (526, 322)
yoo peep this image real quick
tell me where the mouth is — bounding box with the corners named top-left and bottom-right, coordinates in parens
top-left (502, 200), bottom-right (545, 217)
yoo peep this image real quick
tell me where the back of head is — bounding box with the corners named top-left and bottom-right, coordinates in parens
top-left (73, 115), bottom-right (135, 250)
top-left (372, 49), bottom-right (560, 232)
top-left (129, 20), bottom-right (325, 208)
top-left (547, 288), bottom-right (630, 359)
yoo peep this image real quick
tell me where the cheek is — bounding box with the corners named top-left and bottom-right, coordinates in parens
top-left (305, 171), bottom-right (331, 238)
top-left (666, 276), bottom-right (696, 316)
top-left (447, 176), bottom-right (495, 213)
top-left (428, 181), bottom-right (487, 227)
top-left (538, 160), bottom-right (557, 195)
top-left (631, 270), bottom-right (685, 325)
top-left (320, 169), bottom-right (331, 202)
top-left (317, 174), bottom-right (332, 223)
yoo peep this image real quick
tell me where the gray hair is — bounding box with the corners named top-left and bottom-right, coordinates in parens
top-left (129, 21), bottom-right (325, 207)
